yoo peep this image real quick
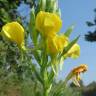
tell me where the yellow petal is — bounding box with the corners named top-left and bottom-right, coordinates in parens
top-left (65, 44), bottom-right (80, 59)
top-left (46, 34), bottom-right (68, 55)
top-left (46, 35), bottom-right (57, 55)
top-left (2, 22), bottom-right (24, 47)
top-left (56, 35), bottom-right (68, 50)
top-left (36, 11), bottom-right (62, 37)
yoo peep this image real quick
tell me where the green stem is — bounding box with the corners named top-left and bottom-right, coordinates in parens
top-left (43, 86), bottom-right (49, 96)
top-left (42, 69), bottom-right (49, 96)
top-left (40, 38), bottom-right (51, 96)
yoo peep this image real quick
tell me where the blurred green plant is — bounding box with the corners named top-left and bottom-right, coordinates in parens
top-left (0, 0), bottom-right (20, 30)
top-left (0, 0), bottom-right (34, 79)
top-left (0, 72), bottom-right (82, 96)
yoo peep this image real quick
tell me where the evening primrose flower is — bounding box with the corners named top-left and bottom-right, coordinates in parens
top-left (2, 22), bottom-right (25, 49)
top-left (36, 11), bottom-right (62, 37)
top-left (65, 64), bottom-right (88, 87)
top-left (64, 44), bottom-right (80, 59)
top-left (46, 34), bottom-right (68, 55)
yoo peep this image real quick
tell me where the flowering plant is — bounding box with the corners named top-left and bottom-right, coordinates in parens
top-left (0, 0), bottom-right (88, 96)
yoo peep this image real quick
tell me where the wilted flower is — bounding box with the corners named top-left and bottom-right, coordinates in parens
top-left (36, 11), bottom-right (62, 37)
top-left (65, 64), bottom-right (88, 87)
top-left (46, 34), bottom-right (68, 55)
top-left (64, 44), bottom-right (80, 59)
top-left (2, 22), bottom-right (25, 49)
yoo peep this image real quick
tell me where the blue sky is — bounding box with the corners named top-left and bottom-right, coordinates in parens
top-left (18, 0), bottom-right (96, 85)
top-left (58, 0), bottom-right (96, 85)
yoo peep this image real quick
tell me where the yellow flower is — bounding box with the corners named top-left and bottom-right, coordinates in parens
top-left (46, 34), bottom-right (68, 55)
top-left (2, 22), bottom-right (25, 48)
top-left (66, 64), bottom-right (88, 87)
top-left (64, 44), bottom-right (80, 59)
top-left (36, 11), bottom-right (62, 37)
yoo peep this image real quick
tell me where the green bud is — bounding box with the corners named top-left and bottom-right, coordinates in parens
top-left (55, 8), bottom-right (61, 17)
top-left (40, 0), bottom-right (46, 11)
top-left (45, 0), bottom-right (57, 12)
top-left (52, 0), bottom-right (58, 12)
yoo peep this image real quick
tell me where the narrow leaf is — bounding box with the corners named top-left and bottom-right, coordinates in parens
top-left (31, 64), bottom-right (43, 84)
top-left (64, 24), bottom-right (75, 37)
top-left (61, 36), bottom-right (80, 57)
top-left (48, 70), bottom-right (54, 84)
top-left (29, 8), bottom-right (38, 45)
top-left (33, 50), bottom-right (41, 65)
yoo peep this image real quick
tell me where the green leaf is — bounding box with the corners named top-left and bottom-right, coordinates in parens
top-left (48, 70), bottom-right (54, 84)
top-left (33, 50), bottom-right (41, 65)
top-left (64, 24), bottom-right (75, 37)
top-left (29, 8), bottom-right (38, 46)
top-left (31, 64), bottom-right (43, 84)
top-left (52, 81), bottom-right (66, 96)
top-left (61, 36), bottom-right (80, 57)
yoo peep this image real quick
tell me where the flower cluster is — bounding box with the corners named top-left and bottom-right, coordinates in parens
top-left (36, 11), bottom-right (80, 57)
top-left (1, 11), bottom-right (80, 58)
top-left (0, 0), bottom-right (88, 95)
top-left (0, 8), bottom-right (88, 93)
